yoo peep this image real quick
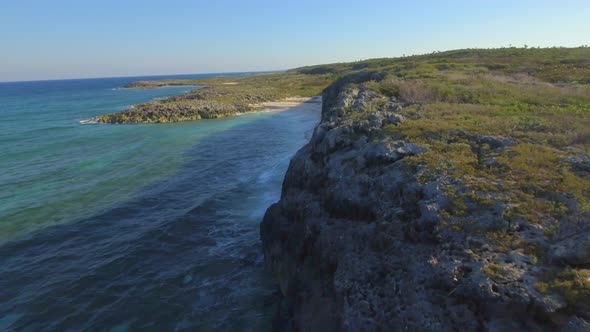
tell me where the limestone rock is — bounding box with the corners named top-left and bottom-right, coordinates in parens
top-left (260, 80), bottom-right (579, 331)
top-left (568, 154), bottom-right (590, 173)
top-left (551, 233), bottom-right (590, 265)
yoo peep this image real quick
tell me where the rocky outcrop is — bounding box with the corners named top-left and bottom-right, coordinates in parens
top-left (96, 72), bottom-right (333, 124)
top-left (261, 82), bottom-right (589, 331)
top-left (97, 98), bottom-right (251, 123)
top-left (551, 234), bottom-right (590, 265)
top-left (123, 80), bottom-right (199, 89)
top-left (97, 93), bottom-right (322, 124)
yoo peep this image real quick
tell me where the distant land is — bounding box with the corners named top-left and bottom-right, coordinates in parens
top-left (94, 73), bottom-right (330, 123)
top-left (106, 47), bottom-right (590, 330)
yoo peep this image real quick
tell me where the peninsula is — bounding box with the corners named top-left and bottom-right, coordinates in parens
top-left (96, 73), bottom-right (332, 123)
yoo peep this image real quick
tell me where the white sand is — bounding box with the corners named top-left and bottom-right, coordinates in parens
top-left (254, 96), bottom-right (322, 108)
top-left (236, 96), bottom-right (322, 116)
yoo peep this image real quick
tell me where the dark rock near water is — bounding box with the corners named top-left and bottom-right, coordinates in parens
top-left (261, 83), bottom-right (589, 331)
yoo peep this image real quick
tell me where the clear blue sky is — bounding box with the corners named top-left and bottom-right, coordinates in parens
top-left (1, 0), bottom-right (589, 81)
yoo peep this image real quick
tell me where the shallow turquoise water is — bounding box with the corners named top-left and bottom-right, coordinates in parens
top-left (0, 75), bottom-right (320, 330)
top-left (0, 75), bottom-right (260, 238)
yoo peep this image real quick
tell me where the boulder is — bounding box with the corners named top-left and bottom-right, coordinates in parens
top-left (568, 154), bottom-right (590, 173)
top-left (551, 232), bottom-right (590, 265)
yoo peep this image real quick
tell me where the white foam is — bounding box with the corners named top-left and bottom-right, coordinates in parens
top-left (257, 168), bottom-right (276, 184)
top-left (79, 118), bottom-right (99, 125)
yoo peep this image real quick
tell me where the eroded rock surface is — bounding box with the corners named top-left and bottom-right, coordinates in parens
top-left (261, 82), bottom-right (589, 331)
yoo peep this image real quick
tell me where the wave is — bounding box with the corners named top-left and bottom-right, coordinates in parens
top-left (79, 118), bottom-right (99, 125)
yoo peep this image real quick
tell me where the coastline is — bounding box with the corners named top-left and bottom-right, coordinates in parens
top-left (0, 73), bottom-right (321, 329)
top-left (79, 47), bottom-right (590, 330)
top-left (83, 96), bottom-right (322, 124)
top-left (237, 96), bottom-right (323, 116)
top-left (93, 73), bottom-right (332, 124)
top-left (253, 96), bottom-right (322, 109)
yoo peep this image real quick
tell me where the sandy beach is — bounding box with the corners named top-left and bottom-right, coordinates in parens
top-left (253, 96), bottom-right (322, 109)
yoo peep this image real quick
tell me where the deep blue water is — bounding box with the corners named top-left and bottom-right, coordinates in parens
top-left (0, 74), bottom-right (320, 330)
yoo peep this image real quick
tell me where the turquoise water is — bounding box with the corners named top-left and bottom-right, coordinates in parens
top-left (0, 75), bottom-right (250, 238)
top-left (0, 75), bottom-right (320, 330)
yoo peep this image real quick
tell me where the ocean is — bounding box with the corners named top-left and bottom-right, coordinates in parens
top-left (0, 74), bottom-right (320, 330)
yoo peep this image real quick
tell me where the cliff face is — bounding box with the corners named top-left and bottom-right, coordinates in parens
top-left (261, 75), bottom-right (590, 331)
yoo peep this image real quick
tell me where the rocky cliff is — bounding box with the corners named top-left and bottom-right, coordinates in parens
top-left (261, 68), bottom-right (590, 331)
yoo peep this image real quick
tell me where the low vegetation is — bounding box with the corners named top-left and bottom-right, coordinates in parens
top-left (371, 49), bottom-right (590, 232)
top-left (535, 267), bottom-right (590, 310)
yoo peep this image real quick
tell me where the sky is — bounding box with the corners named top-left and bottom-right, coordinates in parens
top-left (1, 0), bottom-right (589, 82)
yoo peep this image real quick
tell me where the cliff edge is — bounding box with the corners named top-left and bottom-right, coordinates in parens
top-left (261, 48), bottom-right (590, 331)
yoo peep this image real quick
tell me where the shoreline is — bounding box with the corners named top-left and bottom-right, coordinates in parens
top-left (237, 96), bottom-right (323, 116)
top-left (252, 96), bottom-right (322, 109)
top-left (93, 72), bottom-right (333, 124)
top-left (81, 96), bottom-right (322, 125)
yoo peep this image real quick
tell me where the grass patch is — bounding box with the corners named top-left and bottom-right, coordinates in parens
top-left (482, 263), bottom-right (508, 280)
top-left (358, 48), bottom-right (590, 258)
top-left (536, 268), bottom-right (590, 310)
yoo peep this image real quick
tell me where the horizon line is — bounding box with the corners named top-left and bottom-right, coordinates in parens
top-left (0, 69), bottom-right (286, 84)
top-left (3, 45), bottom-right (588, 84)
